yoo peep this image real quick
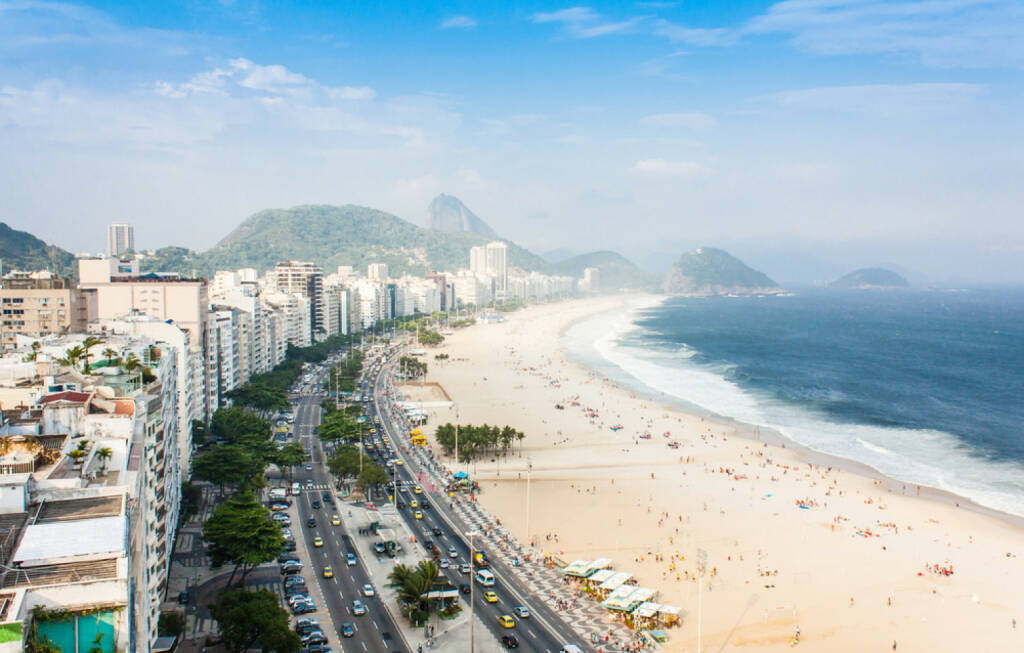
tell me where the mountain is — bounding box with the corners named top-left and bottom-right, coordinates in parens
top-left (663, 247), bottom-right (782, 296)
top-left (830, 267), bottom-right (910, 289)
top-left (0, 222), bottom-right (76, 276)
top-left (554, 251), bottom-right (657, 291)
top-left (426, 194), bottom-right (498, 238)
top-left (541, 248), bottom-right (577, 264)
top-left (197, 204), bottom-right (549, 277)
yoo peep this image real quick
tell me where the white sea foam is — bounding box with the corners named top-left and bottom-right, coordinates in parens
top-left (565, 301), bottom-right (1024, 518)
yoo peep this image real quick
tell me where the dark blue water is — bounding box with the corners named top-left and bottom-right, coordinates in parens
top-left (572, 288), bottom-right (1024, 515)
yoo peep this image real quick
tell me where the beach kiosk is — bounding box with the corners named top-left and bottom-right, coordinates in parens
top-left (562, 558), bottom-right (613, 580)
top-left (597, 571), bottom-right (632, 597)
top-left (410, 429), bottom-right (426, 447)
top-left (584, 568), bottom-right (616, 593)
top-left (659, 605), bottom-right (682, 628)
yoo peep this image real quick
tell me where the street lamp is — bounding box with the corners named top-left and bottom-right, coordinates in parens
top-left (466, 530), bottom-right (480, 653)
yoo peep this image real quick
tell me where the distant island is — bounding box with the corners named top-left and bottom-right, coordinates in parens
top-left (830, 267), bottom-right (909, 289)
top-left (663, 247), bottom-right (783, 297)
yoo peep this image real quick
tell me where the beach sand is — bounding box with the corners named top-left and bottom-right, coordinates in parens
top-left (407, 297), bottom-right (1024, 651)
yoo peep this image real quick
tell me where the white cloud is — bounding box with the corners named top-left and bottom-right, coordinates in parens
top-left (531, 6), bottom-right (646, 38)
top-left (746, 0), bottom-right (1024, 69)
top-left (761, 83), bottom-right (984, 117)
top-left (632, 158), bottom-right (706, 178)
top-left (329, 86), bottom-right (376, 101)
top-left (229, 58), bottom-right (309, 92)
top-left (640, 111), bottom-right (716, 131)
top-left (440, 15), bottom-right (477, 29)
top-left (652, 19), bottom-right (734, 46)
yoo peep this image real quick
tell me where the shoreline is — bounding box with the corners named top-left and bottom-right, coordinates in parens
top-left (558, 295), bottom-right (1024, 531)
top-left (409, 296), bottom-right (1024, 652)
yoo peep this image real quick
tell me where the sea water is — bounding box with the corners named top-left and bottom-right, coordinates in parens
top-left (564, 288), bottom-right (1024, 517)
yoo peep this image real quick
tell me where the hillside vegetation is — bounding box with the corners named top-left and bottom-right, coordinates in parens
top-left (554, 250), bottom-right (657, 291)
top-left (663, 247), bottom-right (782, 296)
top-left (0, 222), bottom-right (75, 276)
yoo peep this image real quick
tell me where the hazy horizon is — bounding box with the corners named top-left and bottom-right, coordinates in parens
top-left (2, 1), bottom-right (1023, 282)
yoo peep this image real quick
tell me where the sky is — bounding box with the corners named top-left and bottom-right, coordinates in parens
top-left (1, 0), bottom-right (1023, 282)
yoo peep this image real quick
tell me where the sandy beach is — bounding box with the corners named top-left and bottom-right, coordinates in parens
top-left (405, 296), bottom-right (1024, 651)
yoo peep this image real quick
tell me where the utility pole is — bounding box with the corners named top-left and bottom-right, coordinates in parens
top-left (525, 458), bottom-right (532, 550)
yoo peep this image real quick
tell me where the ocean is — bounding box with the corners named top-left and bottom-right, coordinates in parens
top-left (564, 288), bottom-right (1024, 517)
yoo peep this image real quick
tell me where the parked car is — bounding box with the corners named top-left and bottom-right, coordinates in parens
top-left (294, 618), bottom-right (319, 635)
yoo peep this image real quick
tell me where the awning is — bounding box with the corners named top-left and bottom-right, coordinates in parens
top-left (634, 602), bottom-right (661, 618)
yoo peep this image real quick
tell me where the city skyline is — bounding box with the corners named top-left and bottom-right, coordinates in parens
top-left (1, 1), bottom-right (1023, 282)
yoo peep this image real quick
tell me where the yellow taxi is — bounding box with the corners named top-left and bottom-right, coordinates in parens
top-left (323, 566), bottom-right (333, 578)
top-left (409, 499), bottom-right (419, 509)
top-left (331, 514), bottom-right (341, 526)
top-left (313, 536), bottom-right (324, 547)
top-left (394, 459), bottom-right (404, 466)
top-left (497, 615), bottom-right (515, 629)
top-left (414, 510), bottom-right (423, 520)
top-left (413, 485), bottom-right (423, 495)
top-left (483, 591), bottom-right (498, 604)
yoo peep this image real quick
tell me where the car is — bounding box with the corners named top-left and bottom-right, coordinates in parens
top-left (422, 538), bottom-right (433, 551)
top-left (483, 591), bottom-right (498, 603)
top-left (278, 553), bottom-right (300, 564)
top-left (306, 479), bottom-right (315, 487)
top-left (281, 528), bottom-right (293, 539)
top-left (394, 459), bottom-right (404, 466)
top-left (361, 584), bottom-right (375, 597)
top-left (498, 615), bottom-right (516, 629)
top-left (272, 513), bottom-right (290, 523)
top-left (303, 645), bottom-right (331, 653)
top-left (340, 623), bottom-right (356, 638)
top-left (331, 515), bottom-right (341, 526)
top-left (302, 631), bottom-right (328, 646)
top-left (304, 463), bottom-right (313, 471)
top-left (501, 634), bottom-right (520, 649)
top-left (311, 500), bottom-right (321, 509)
top-left (459, 583), bottom-right (470, 595)
top-left (291, 601), bottom-right (316, 615)
top-left (351, 599), bottom-right (367, 616)
top-left (295, 618), bottom-right (320, 635)
top-left (421, 501), bottom-right (431, 510)
top-left (432, 527), bottom-right (443, 536)
top-left (459, 563), bottom-right (471, 574)
top-left (313, 536), bottom-right (324, 547)
top-left (413, 485), bottom-right (423, 494)
top-left (448, 546), bottom-right (458, 558)
top-left (409, 499), bottom-right (418, 509)
top-left (322, 566), bottom-right (333, 578)
top-left (373, 542), bottom-right (386, 554)
top-left (288, 593), bottom-right (313, 606)
top-left (322, 492), bottom-right (331, 502)
top-left (439, 559), bottom-right (449, 569)
top-left (513, 606), bottom-right (530, 619)
top-left (345, 553), bottom-right (357, 566)
top-left (414, 510), bottom-right (423, 519)
top-left (306, 518), bottom-right (317, 528)
top-left (284, 539), bottom-right (297, 551)
top-left (396, 500), bottom-right (405, 509)
top-left (285, 586), bottom-right (308, 598)
top-left (280, 562), bottom-right (303, 575)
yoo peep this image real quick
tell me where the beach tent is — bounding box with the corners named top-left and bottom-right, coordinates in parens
top-left (597, 571), bottom-right (632, 594)
top-left (601, 587), bottom-right (656, 613)
top-left (561, 560), bottom-right (591, 578)
top-left (586, 569), bottom-right (615, 585)
top-left (634, 602), bottom-right (661, 619)
top-left (451, 471), bottom-right (469, 480)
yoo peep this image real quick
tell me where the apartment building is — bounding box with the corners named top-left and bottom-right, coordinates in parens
top-left (270, 261), bottom-right (324, 338)
top-left (0, 271), bottom-right (94, 351)
top-left (106, 223), bottom-right (135, 257)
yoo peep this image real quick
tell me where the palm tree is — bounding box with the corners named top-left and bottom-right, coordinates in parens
top-left (102, 347), bottom-right (119, 365)
top-left (59, 345), bottom-right (86, 370)
top-left (80, 336), bottom-right (102, 372)
top-left (23, 341), bottom-right (41, 363)
top-left (122, 353), bottom-right (141, 374)
top-left (96, 447), bottom-right (113, 472)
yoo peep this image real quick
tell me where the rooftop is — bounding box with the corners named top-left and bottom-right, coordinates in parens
top-left (36, 495), bottom-right (124, 523)
top-left (1, 557), bottom-right (119, 589)
top-left (13, 515), bottom-right (126, 565)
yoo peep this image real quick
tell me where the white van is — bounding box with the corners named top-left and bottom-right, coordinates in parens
top-left (291, 482), bottom-right (301, 496)
top-left (474, 569), bottom-right (495, 587)
top-left (270, 488), bottom-right (288, 500)
top-left (559, 646), bottom-right (583, 653)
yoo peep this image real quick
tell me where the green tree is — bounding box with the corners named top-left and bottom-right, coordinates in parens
top-left (58, 345), bottom-right (85, 370)
top-left (274, 442), bottom-right (306, 480)
top-left (202, 492), bottom-right (285, 587)
top-left (96, 446), bottom-right (113, 472)
top-left (191, 444), bottom-right (266, 495)
top-left (387, 560), bottom-right (443, 617)
top-left (357, 463), bottom-right (390, 497)
top-left (210, 589), bottom-right (301, 653)
top-left (80, 336), bottom-right (102, 372)
top-left (327, 445), bottom-right (371, 479)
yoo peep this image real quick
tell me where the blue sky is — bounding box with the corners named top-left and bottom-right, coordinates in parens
top-left (1, 1), bottom-right (1023, 281)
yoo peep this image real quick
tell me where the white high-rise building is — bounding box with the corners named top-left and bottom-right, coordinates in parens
top-left (107, 222), bottom-right (135, 256)
top-left (367, 263), bottom-right (390, 281)
top-left (470, 241), bottom-right (508, 299)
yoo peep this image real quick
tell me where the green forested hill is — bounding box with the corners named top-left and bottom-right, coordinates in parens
top-left (663, 247), bottom-right (781, 296)
top-left (553, 250), bottom-right (657, 291)
top-left (143, 204), bottom-right (552, 277)
top-left (0, 222), bottom-right (76, 276)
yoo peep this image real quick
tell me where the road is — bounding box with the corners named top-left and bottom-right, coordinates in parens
top-left (292, 392), bottom-right (409, 653)
top-left (365, 348), bottom-right (589, 653)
